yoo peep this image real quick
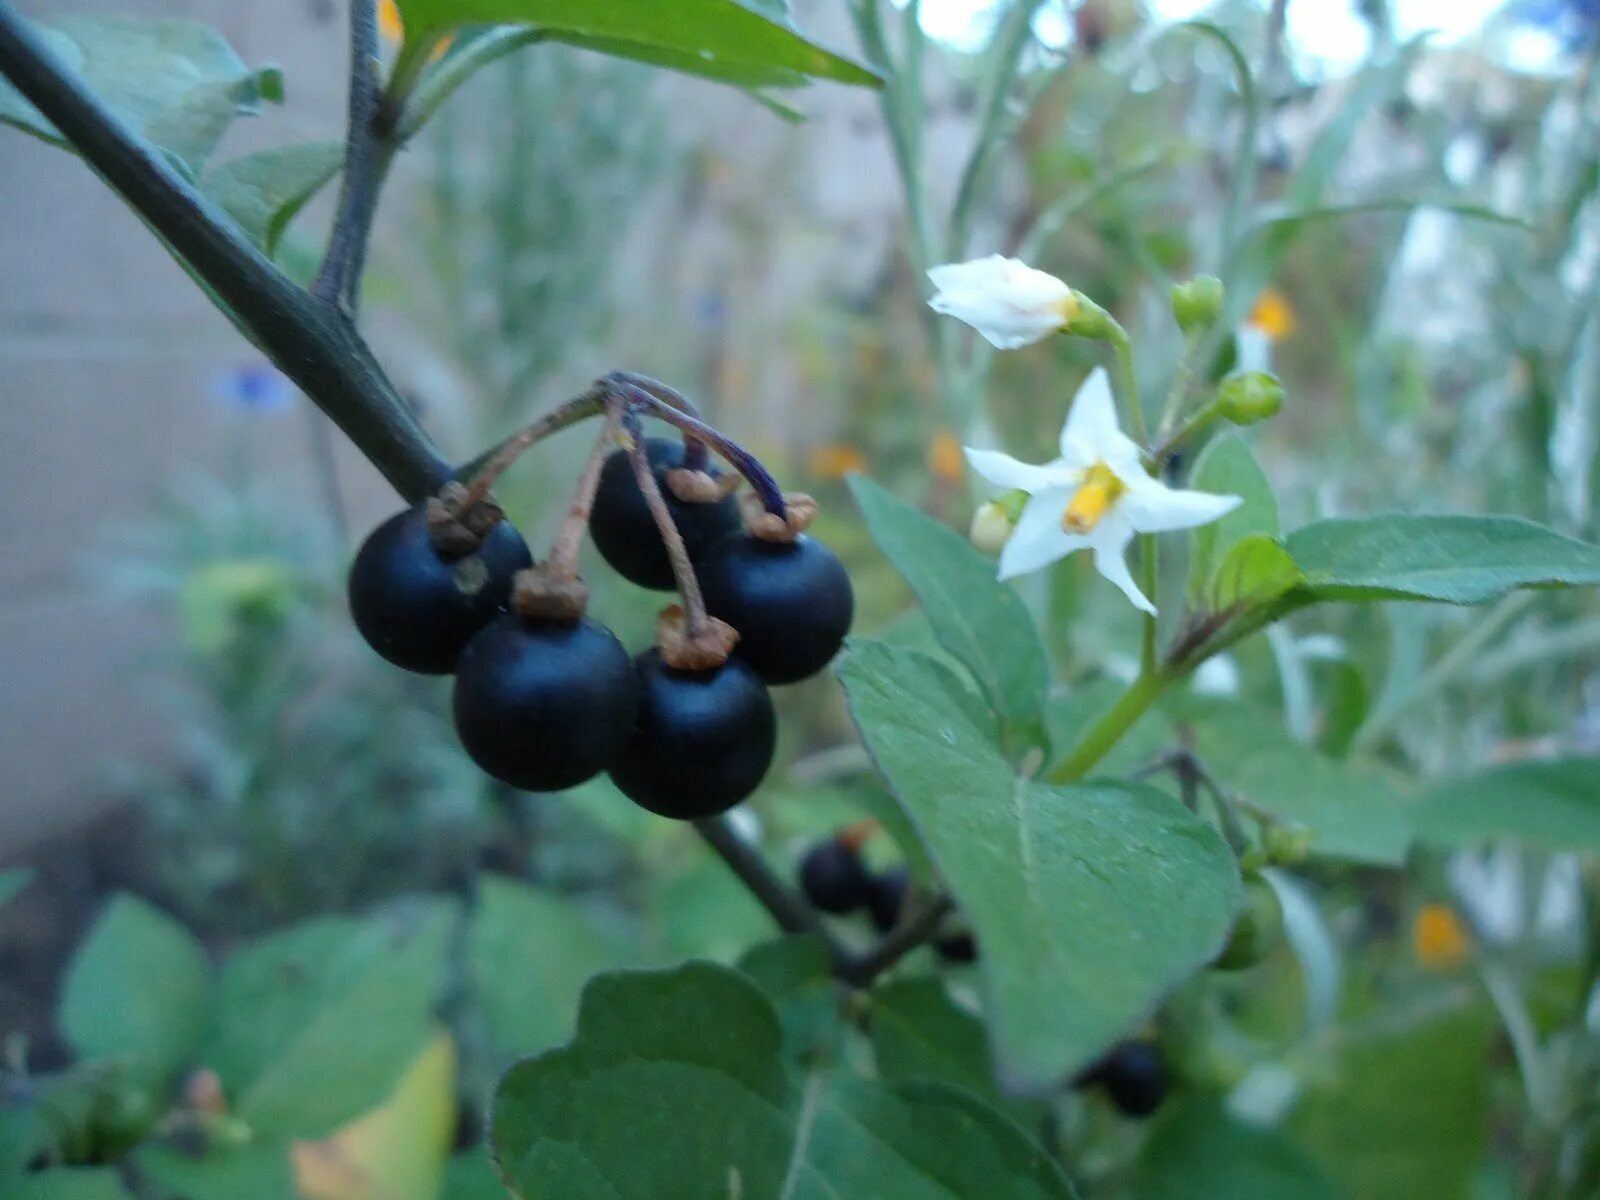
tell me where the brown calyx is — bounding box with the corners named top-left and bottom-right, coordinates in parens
top-left (427, 481), bottom-right (505, 557)
top-left (743, 491), bottom-right (818, 543)
top-left (836, 818), bottom-right (880, 853)
top-left (655, 604), bottom-right (740, 671)
top-left (512, 564), bottom-right (589, 621)
top-left (665, 466), bottom-right (742, 504)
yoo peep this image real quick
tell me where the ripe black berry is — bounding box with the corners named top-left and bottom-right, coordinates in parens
top-left (799, 839), bottom-right (874, 914)
top-left (348, 504), bottom-right (532, 674)
top-left (698, 533), bottom-right (853, 684)
top-left (452, 615), bottom-right (637, 791)
top-left (589, 438), bottom-right (741, 590)
top-left (865, 866), bottom-right (909, 933)
top-left (935, 930), bottom-right (978, 963)
top-left (608, 650), bottom-right (776, 819)
top-left (1078, 1041), bottom-right (1168, 1118)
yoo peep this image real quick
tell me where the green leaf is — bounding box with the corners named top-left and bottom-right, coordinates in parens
top-left (59, 896), bottom-right (211, 1090)
top-left (1171, 696), bottom-right (1411, 865)
top-left (869, 977), bottom-right (997, 1101)
top-left (440, 1150), bottom-right (506, 1200)
top-left (1209, 535), bottom-right (1303, 612)
top-left (736, 936), bottom-right (839, 1061)
top-left (138, 1143), bottom-right (292, 1200)
top-left (201, 142), bottom-right (344, 257)
top-left (850, 475), bottom-right (1051, 751)
top-left (1186, 435), bottom-right (1279, 608)
top-left (1133, 1101), bottom-right (1336, 1200)
top-left (203, 901), bottom-right (455, 1140)
top-left (0, 17), bottom-right (277, 173)
top-left (470, 876), bottom-right (640, 1062)
top-left (11, 1168), bottom-right (130, 1200)
top-left (1286, 515), bottom-right (1600, 605)
top-left (1292, 1005), bottom-right (1492, 1200)
top-left (491, 962), bottom-right (1075, 1199)
top-left (396, 0), bottom-right (879, 89)
top-left (0, 868), bottom-right (33, 911)
top-left (1412, 758), bottom-right (1600, 853)
top-left (840, 640), bottom-right (1240, 1090)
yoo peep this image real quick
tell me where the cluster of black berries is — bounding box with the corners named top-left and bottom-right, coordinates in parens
top-left (798, 830), bottom-right (977, 963)
top-left (347, 434), bottom-right (853, 820)
top-left (1074, 1041), bottom-right (1169, 1118)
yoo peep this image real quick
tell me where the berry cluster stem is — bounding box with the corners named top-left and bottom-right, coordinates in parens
top-left (546, 405), bottom-right (623, 580)
top-left (457, 388), bottom-right (607, 511)
top-left (621, 413), bottom-right (712, 636)
top-left (604, 377), bottom-right (788, 518)
top-left (609, 371), bottom-right (711, 473)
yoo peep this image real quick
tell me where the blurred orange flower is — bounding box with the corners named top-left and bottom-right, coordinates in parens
top-left (378, 0), bottom-right (404, 42)
top-left (1413, 903), bottom-right (1470, 969)
top-left (808, 442), bottom-right (867, 480)
top-left (928, 429), bottom-right (965, 484)
top-left (1247, 288), bottom-right (1298, 342)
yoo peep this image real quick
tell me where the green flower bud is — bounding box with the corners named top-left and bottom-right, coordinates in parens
top-left (1170, 275), bottom-right (1225, 334)
top-left (1214, 874), bottom-right (1285, 971)
top-left (1062, 291), bottom-right (1120, 341)
top-left (1262, 821), bottom-right (1313, 866)
top-left (1216, 372), bottom-right (1285, 426)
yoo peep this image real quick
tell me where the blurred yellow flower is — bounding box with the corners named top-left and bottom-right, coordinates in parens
top-left (928, 429), bottom-right (965, 484)
top-left (1247, 288), bottom-right (1298, 342)
top-left (808, 442), bottom-right (867, 480)
top-left (378, 0), bottom-right (404, 42)
top-left (1413, 903), bottom-right (1469, 969)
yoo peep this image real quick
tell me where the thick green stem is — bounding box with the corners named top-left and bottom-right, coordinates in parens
top-left (0, 0), bottom-right (450, 499)
top-left (1108, 325), bottom-right (1148, 445)
top-left (1047, 668), bottom-right (1171, 784)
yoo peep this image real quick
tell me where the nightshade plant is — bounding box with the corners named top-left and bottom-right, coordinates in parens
top-left (6, 3), bottom-right (1600, 1199)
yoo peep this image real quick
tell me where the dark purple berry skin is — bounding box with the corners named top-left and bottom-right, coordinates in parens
top-left (608, 650), bottom-right (776, 819)
top-left (1076, 1042), bottom-right (1168, 1118)
top-left (452, 616), bottom-right (637, 792)
top-left (699, 534), bottom-right (854, 685)
top-left (936, 931), bottom-right (978, 963)
top-left (589, 438), bottom-right (741, 590)
top-left (866, 867), bottom-right (909, 933)
top-left (348, 504), bottom-right (532, 674)
top-left (799, 840), bottom-right (874, 914)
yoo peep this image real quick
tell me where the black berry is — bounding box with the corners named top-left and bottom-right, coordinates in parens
top-left (608, 650), bottom-right (776, 819)
top-left (589, 438), bottom-right (741, 590)
top-left (935, 930), bottom-right (979, 963)
top-left (799, 839), bottom-right (874, 914)
top-left (452, 615), bottom-right (637, 791)
top-left (348, 504), bottom-right (532, 674)
top-left (699, 533), bottom-right (853, 684)
top-left (1078, 1041), bottom-right (1168, 1118)
top-left (865, 866), bottom-right (909, 933)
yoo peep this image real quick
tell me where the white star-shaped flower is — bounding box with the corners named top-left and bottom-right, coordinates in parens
top-left (965, 369), bottom-right (1242, 614)
top-left (928, 255), bottom-right (1079, 349)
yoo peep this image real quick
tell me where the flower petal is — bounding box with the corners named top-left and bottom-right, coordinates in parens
top-left (1059, 368), bottom-right (1140, 466)
top-left (1086, 514), bottom-right (1155, 614)
top-left (963, 447), bottom-right (1077, 493)
top-left (997, 488), bottom-right (1086, 580)
top-left (1120, 476), bottom-right (1243, 534)
top-left (928, 256), bottom-right (1073, 350)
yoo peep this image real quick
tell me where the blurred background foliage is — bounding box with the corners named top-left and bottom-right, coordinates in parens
top-left (7, 0), bottom-right (1600, 1196)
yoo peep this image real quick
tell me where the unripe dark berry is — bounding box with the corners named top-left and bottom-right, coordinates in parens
top-left (608, 650), bottom-right (776, 819)
top-left (1077, 1041), bottom-right (1168, 1118)
top-left (865, 866), bottom-right (909, 933)
top-left (452, 615), bottom-right (636, 791)
top-left (589, 438), bottom-right (741, 590)
top-left (348, 504), bottom-right (532, 674)
top-left (799, 839), bottom-right (874, 914)
top-left (699, 533), bottom-right (853, 685)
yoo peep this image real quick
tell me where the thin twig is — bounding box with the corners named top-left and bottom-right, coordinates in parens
top-left (838, 894), bottom-right (955, 986)
top-left (693, 817), bottom-right (839, 945)
top-left (458, 388), bottom-right (607, 509)
top-left (622, 412), bottom-right (711, 635)
top-left (544, 405), bottom-right (621, 578)
top-left (314, 0), bottom-right (388, 314)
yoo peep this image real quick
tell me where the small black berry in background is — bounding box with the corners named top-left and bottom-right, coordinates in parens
top-left (348, 503), bottom-right (531, 674)
top-left (799, 838), bottom-right (874, 914)
top-left (935, 930), bottom-right (978, 963)
top-left (1076, 1041), bottom-right (1168, 1118)
top-left (865, 866), bottom-right (909, 933)
top-left (589, 438), bottom-right (741, 590)
top-left (452, 615), bottom-right (637, 791)
top-left (699, 533), bottom-right (853, 684)
top-left (608, 650), bottom-right (776, 820)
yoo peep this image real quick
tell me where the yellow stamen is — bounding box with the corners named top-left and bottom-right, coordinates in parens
top-left (1413, 903), bottom-right (1470, 969)
top-left (1063, 462), bottom-right (1124, 533)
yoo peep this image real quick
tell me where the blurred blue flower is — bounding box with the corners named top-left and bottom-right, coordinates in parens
top-left (1520, 0), bottom-right (1600, 48)
top-left (215, 362), bottom-right (295, 413)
